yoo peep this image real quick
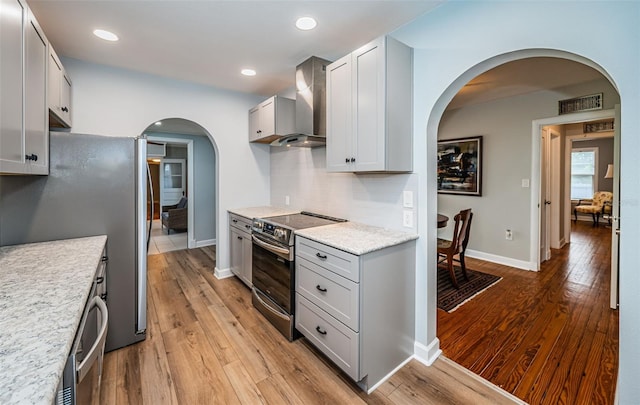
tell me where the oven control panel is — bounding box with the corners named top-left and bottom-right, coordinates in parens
top-left (252, 219), bottom-right (293, 245)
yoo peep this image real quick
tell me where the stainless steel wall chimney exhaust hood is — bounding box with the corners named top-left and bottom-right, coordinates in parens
top-left (271, 56), bottom-right (331, 148)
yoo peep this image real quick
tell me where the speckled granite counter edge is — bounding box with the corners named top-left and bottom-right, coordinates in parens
top-left (228, 206), bottom-right (300, 220)
top-left (295, 222), bottom-right (418, 256)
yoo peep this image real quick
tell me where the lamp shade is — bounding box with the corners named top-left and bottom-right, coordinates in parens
top-left (604, 164), bottom-right (614, 179)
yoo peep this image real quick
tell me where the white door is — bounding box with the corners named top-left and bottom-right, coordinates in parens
top-left (160, 158), bottom-right (186, 207)
top-left (610, 105), bottom-right (621, 309)
top-left (540, 129), bottom-right (551, 263)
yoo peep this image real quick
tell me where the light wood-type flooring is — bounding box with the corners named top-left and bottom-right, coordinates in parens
top-left (101, 245), bottom-right (521, 404)
top-left (438, 221), bottom-right (619, 404)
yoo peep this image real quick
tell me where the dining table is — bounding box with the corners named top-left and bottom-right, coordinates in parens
top-left (437, 214), bottom-right (449, 229)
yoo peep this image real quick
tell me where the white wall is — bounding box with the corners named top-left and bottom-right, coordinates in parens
top-left (437, 79), bottom-right (618, 263)
top-left (61, 58), bottom-right (268, 271)
top-left (271, 147), bottom-right (419, 232)
top-left (393, 1), bottom-right (640, 401)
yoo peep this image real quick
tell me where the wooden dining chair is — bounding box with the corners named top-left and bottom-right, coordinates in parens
top-left (437, 208), bottom-right (473, 289)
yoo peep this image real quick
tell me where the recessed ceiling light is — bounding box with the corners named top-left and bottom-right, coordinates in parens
top-left (241, 69), bottom-right (257, 76)
top-left (154, 121), bottom-right (162, 126)
top-left (93, 29), bottom-right (119, 42)
top-left (296, 16), bottom-right (317, 31)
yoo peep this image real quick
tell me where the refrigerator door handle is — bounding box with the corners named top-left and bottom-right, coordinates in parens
top-left (146, 161), bottom-right (153, 252)
top-left (136, 137), bottom-right (148, 334)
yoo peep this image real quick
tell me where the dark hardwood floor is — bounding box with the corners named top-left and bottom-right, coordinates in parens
top-left (438, 221), bottom-right (618, 404)
top-left (101, 245), bottom-right (522, 404)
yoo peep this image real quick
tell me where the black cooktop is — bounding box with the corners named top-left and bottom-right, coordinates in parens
top-left (263, 211), bottom-right (346, 230)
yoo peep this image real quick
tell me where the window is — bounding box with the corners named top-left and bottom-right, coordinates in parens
top-left (571, 147), bottom-right (598, 199)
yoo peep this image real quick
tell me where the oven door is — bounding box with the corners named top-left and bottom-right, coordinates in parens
top-left (251, 233), bottom-right (296, 340)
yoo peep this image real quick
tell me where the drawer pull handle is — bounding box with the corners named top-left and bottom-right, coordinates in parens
top-left (232, 219), bottom-right (238, 223)
top-left (237, 236), bottom-right (243, 240)
top-left (245, 224), bottom-right (251, 230)
top-left (316, 285), bottom-right (327, 292)
top-left (316, 253), bottom-right (327, 260)
top-left (316, 326), bottom-right (327, 335)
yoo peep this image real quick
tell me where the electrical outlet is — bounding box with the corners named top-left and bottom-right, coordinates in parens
top-left (403, 210), bottom-right (414, 228)
top-left (285, 195), bottom-right (290, 206)
top-left (505, 229), bottom-right (513, 240)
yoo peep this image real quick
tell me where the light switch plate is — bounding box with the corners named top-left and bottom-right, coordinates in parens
top-left (403, 190), bottom-right (413, 208)
top-left (521, 179), bottom-right (530, 188)
top-left (285, 195), bottom-right (290, 206)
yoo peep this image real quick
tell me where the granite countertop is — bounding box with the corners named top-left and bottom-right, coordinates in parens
top-left (228, 206), bottom-right (299, 219)
top-left (0, 235), bottom-right (107, 405)
top-left (295, 222), bottom-right (418, 255)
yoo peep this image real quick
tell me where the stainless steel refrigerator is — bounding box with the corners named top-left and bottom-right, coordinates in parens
top-left (0, 132), bottom-right (149, 351)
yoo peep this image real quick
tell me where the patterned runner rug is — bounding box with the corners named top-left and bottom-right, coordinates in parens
top-left (437, 265), bottom-right (502, 312)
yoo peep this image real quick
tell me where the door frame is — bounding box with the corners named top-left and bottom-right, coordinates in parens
top-left (530, 108), bottom-right (615, 269)
top-left (148, 136), bottom-right (195, 249)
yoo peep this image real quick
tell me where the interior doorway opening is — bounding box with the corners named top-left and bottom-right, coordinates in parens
top-left (141, 118), bottom-right (218, 256)
top-left (431, 52), bottom-right (620, 403)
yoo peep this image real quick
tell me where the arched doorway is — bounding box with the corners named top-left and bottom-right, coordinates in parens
top-left (141, 118), bottom-right (219, 258)
top-left (427, 51), bottom-right (620, 403)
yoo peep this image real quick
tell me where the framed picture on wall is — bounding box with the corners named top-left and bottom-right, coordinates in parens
top-left (437, 136), bottom-right (482, 196)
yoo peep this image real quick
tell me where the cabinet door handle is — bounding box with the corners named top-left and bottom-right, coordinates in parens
top-left (316, 285), bottom-right (327, 292)
top-left (345, 158), bottom-right (350, 163)
top-left (237, 236), bottom-right (243, 240)
top-left (315, 252), bottom-right (327, 260)
top-left (315, 326), bottom-right (327, 335)
top-left (101, 256), bottom-right (109, 262)
top-left (257, 130), bottom-right (262, 134)
top-left (25, 154), bottom-right (38, 161)
top-left (350, 157), bottom-right (356, 163)
top-left (96, 276), bottom-right (105, 284)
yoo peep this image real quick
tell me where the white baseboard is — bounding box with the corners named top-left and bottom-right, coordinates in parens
top-left (214, 267), bottom-right (234, 279)
top-left (465, 249), bottom-right (533, 271)
top-left (195, 238), bottom-right (216, 248)
top-left (414, 338), bottom-right (441, 366)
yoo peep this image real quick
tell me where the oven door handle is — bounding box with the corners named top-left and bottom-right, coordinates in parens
top-left (252, 235), bottom-right (290, 256)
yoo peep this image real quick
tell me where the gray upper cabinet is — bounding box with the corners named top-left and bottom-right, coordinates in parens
top-left (248, 95), bottom-right (295, 143)
top-left (326, 36), bottom-right (413, 173)
top-left (0, 0), bottom-right (49, 175)
top-left (48, 46), bottom-right (72, 128)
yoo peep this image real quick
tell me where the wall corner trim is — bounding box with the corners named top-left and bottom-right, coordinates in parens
top-left (214, 267), bottom-right (234, 280)
top-left (414, 338), bottom-right (441, 366)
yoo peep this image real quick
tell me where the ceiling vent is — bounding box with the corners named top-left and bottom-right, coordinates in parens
top-left (558, 93), bottom-right (603, 115)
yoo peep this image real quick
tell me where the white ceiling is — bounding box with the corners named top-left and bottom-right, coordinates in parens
top-left (28, 2), bottom-right (608, 136)
top-left (29, 0), bottom-right (444, 96)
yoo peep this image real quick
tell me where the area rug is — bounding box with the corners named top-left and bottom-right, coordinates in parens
top-left (437, 265), bottom-right (502, 313)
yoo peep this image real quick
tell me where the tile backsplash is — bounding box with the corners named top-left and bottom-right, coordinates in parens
top-left (270, 147), bottom-right (418, 232)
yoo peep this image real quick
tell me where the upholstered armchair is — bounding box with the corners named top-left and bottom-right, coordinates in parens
top-left (573, 191), bottom-right (613, 226)
top-left (161, 197), bottom-right (187, 234)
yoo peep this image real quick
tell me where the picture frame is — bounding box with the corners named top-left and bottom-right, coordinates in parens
top-left (437, 136), bottom-right (482, 196)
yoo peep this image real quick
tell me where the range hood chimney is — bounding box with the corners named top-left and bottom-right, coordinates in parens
top-left (271, 56), bottom-right (331, 148)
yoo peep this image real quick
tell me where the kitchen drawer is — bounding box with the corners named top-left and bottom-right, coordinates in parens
top-left (229, 213), bottom-right (252, 234)
top-left (296, 294), bottom-right (359, 381)
top-left (296, 257), bottom-right (359, 331)
top-left (296, 237), bottom-right (359, 282)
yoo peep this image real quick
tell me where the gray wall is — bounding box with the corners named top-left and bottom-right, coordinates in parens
top-left (147, 132), bottom-right (216, 243)
top-left (437, 78), bottom-right (619, 262)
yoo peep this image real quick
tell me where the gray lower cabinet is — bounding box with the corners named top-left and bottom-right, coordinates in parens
top-left (295, 236), bottom-right (416, 392)
top-left (229, 212), bottom-right (253, 287)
